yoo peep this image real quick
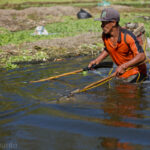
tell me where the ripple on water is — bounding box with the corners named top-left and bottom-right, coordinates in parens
top-left (0, 57), bottom-right (150, 149)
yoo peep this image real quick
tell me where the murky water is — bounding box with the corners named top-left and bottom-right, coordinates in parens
top-left (0, 56), bottom-right (150, 150)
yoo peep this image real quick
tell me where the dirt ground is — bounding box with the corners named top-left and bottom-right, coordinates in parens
top-left (0, 5), bottom-right (134, 32)
top-left (0, 6), bottom-right (80, 31)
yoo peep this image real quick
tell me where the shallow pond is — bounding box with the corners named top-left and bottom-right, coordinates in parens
top-left (0, 56), bottom-right (150, 150)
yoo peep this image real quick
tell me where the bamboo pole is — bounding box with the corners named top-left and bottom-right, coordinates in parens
top-left (30, 69), bottom-right (83, 83)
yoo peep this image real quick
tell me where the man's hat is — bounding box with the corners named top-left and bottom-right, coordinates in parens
top-left (95, 8), bottom-right (120, 22)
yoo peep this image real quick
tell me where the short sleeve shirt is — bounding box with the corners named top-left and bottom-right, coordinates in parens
top-left (102, 27), bottom-right (147, 78)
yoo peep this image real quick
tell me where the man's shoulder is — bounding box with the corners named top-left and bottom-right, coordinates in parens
top-left (120, 27), bottom-right (135, 37)
top-left (120, 27), bottom-right (137, 44)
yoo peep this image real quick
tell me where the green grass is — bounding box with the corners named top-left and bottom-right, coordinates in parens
top-left (0, 0), bottom-right (100, 5)
top-left (0, 0), bottom-right (149, 5)
top-left (0, 10), bottom-right (149, 47)
top-left (114, 0), bottom-right (150, 7)
top-left (0, 16), bottom-right (102, 69)
top-left (0, 0), bottom-right (72, 4)
top-left (0, 0), bottom-right (150, 10)
top-left (1, 12), bottom-right (150, 48)
top-left (0, 16), bottom-right (101, 47)
top-left (0, 0), bottom-right (149, 4)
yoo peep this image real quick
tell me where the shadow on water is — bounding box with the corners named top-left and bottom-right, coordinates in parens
top-left (0, 56), bottom-right (150, 149)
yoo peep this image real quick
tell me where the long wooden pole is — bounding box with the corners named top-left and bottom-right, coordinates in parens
top-left (30, 69), bottom-right (83, 83)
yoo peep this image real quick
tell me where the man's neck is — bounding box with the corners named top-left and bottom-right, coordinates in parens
top-left (110, 26), bottom-right (120, 38)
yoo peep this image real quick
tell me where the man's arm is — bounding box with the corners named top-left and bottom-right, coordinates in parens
top-left (88, 50), bottom-right (109, 68)
top-left (115, 52), bottom-right (146, 76)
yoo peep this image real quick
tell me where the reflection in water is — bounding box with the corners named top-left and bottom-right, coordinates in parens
top-left (100, 137), bottom-right (134, 150)
top-left (101, 82), bottom-right (147, 128)
top-left (98, 82), bottom-right (149, 150)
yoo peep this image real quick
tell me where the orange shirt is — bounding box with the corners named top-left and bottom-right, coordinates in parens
top-left (102, 27), bottom-right (147, 78)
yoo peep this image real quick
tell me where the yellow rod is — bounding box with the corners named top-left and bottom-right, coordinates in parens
top-left (30, 69), bottom-right (83, 83)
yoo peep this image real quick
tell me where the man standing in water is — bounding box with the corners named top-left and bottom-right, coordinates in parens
top-left (88, 8), bottom-right (147, 82)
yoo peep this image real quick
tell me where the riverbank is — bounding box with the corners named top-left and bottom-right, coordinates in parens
top-left (0, 4), bottom-right (150, 69)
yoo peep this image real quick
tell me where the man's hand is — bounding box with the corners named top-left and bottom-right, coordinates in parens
top-left (88, 50), bottom-right (109, 68)
top-left (115, 64), bottom-right (127, 76)
top-left (88, 59), bottom-right (100, 68)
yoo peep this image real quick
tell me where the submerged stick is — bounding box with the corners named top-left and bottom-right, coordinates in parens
top-left (71, 72), bottom-right (116, 94)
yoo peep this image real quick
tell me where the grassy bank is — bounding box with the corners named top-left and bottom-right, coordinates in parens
top-left (0, 2), bottom-right (150, 69)
top-left (1, 12), bottom-right (150, 46)
top-left (0, 0), bottom-right (98, 9)
top-left (0, 15), bottom-right (102, 69)
top-left (0, 17), bottom-right (101, 46)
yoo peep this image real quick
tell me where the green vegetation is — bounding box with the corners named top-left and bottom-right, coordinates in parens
top-left (0, 0), bottom-right (99, 9)
top-left (0, 0), bottom-right (149, 5)
top-left (0, 0), bottom-right (150, 69)
top-left (114, 1), bottom-right (150, 8)
top-left (0, 0), bottom-right (75, 4)
top-left (1, 14), bottom-right (150, 47)
top-left (0, 0), bottom-right (150, 10)
top-left (0, 17), bottom-right (101, 47)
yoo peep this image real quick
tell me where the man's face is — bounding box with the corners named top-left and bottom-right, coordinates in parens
top-left (101, 21), bottom-right (114, 34)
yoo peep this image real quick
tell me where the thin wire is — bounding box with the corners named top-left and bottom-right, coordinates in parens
top-left (108, 67), bottom-right (114, 88)
top-left (136, 72), bottom-right (140, 83)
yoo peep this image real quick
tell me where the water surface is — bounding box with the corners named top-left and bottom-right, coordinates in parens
top-left (0, 57), bottom-right (150, 150)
